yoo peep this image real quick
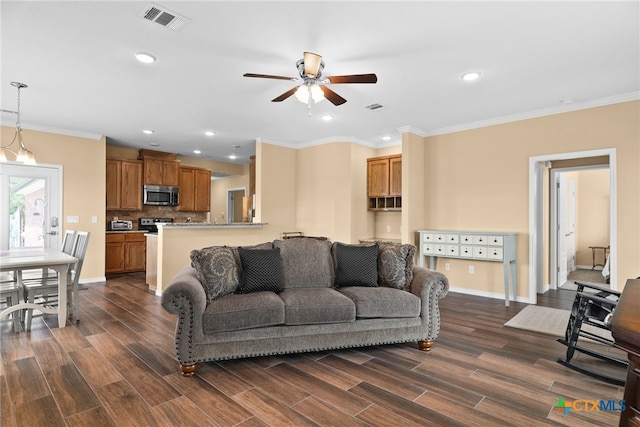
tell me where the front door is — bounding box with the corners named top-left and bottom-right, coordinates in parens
top-left (0, 163), bottom-right (62, 250)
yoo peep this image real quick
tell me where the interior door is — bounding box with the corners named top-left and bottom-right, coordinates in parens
top-left (556, 174), bottom-right (568, 286)
top-left (0, 163), bottom-right (62, 250)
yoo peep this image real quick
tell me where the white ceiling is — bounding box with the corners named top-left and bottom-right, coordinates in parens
top-left (2, 1), bottom-right (639, 165)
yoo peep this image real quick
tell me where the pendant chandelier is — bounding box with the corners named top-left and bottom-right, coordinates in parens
top-left (0, 82), bottom-right (36, 165)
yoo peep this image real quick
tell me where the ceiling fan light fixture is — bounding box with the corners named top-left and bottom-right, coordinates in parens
top-left (310, 84), bottom-right (324, 103)
top-left (294, 85), bottom-right (310, 103)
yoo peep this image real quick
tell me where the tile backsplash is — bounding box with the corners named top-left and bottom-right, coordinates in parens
top-left (107, 206), bottom-right (207, 230)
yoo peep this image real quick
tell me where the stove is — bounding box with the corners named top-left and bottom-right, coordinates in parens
top-left (138, 217), bottom-right (173, 233)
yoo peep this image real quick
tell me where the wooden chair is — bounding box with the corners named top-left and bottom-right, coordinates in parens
top-left (22, 231), bottom-right (90, 330)
top-left (20, 230), bottom-right (77, 283)
top-left (0, 275), bottom-right (22, 332)
top-left (557, 281), bottom-right (627, 385)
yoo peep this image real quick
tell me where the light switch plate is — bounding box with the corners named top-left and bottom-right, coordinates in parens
top-left (67, 215), bottom-right (79, 224)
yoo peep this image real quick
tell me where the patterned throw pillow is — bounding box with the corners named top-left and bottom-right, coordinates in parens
top-left (333, 243), bottom-right (379, 287)
top-left (190, 246), bottom-right (240, 302)
top-left (378, 243), bottom-right (416, 290)
top-left (237, 247), bottom-right (285, 294)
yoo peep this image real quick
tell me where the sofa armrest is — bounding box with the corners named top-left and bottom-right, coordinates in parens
top-left (409, 266), bottom-right (449, 340)
top-left (160, 267), bottom-right (207, 364)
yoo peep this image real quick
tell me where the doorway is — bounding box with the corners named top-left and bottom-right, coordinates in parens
top-left (529, 149), bottom-right (617, 304)
top-left (227, 188), bottom-right (246, 223)
top-left (0, 163), bottom-right (63, 250)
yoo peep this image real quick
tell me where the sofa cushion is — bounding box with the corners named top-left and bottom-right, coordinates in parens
top-left (190, 246), bottom-right (240, 302)
top-left (231, 242), bottom-right (274, 271)
top-left (279, 288), bottom-right (355, 325)
top-left (338, 286), bottom-right (421, 318)
top-left (274, 238), bottom-right (334, 289)
top-left (333, 243), bottom-right (379, 287)
top-left (203, 292), bottom-right (285, 333)
top-left (378, 243), bottom-right (416, 291)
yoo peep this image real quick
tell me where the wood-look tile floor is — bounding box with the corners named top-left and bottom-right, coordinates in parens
top-left (0, 273), bottom-right (627, 426)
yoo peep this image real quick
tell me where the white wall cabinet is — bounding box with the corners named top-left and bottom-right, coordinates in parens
top-left (417, 230), bottom-right (517, 306)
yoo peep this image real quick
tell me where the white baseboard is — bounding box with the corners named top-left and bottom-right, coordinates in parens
top-left (79, 276), bottom-right (106, 285)
top-left (447, 286), bottom-right (533, 304)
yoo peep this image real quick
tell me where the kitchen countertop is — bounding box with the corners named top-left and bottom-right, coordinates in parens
top-left (160, 222), bottom-right (266, 229)
top-left (106, 230), bottom-right (148, 234)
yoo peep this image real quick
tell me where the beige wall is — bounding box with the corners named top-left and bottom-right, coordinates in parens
top-left (1, 126), bottom-right (106, 282)
top-left (420, 101), bottom-right (639, 295)
top-left (574, 168), bottom-right (610, 267)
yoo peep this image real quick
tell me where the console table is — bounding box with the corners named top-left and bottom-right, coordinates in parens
top-left (610, 278), bottom-right (640, 426)
top-left (417, 230), bottom-right (517, 306)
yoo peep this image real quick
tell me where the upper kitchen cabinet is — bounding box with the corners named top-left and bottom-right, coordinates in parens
top-left (138, 149), bottom-right (179, 186)
top-left (178, 166), bottom-right (211, 212)
top-left (367, 154), bottom-right (402, 211)
top-left (106, 159), bottom-right (142, 210)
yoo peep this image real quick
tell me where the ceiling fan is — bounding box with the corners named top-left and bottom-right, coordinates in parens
top-left (243, 52), bottom-right (377, 106)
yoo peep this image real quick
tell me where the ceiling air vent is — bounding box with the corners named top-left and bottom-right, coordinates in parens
top-left (365, 103), bottom-right (384, 111)
top-left (140, 3), bottom-right (190, 32)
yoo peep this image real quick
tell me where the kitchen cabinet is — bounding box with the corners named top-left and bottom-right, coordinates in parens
top-left (138, 149), bottom-right (180, 186)
top-left (178, 166), bottom-right (211, 212)
top-left (142, 158), bottom-right (179, 186)
top-left (106, 159), bottom-right (142, 210)
top-left (367, 155), bottom-right (401, 211)
top-left (106, 232), bottom-right (146, 274)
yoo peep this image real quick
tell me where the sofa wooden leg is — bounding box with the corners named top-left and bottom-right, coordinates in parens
top-left (418, 339), bottom-right (434, 351)
top-left (180, 362), bottom-right (198, 377)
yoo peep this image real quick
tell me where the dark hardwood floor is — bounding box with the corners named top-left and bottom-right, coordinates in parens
top-left (1, 273), bottom-right (627, 426)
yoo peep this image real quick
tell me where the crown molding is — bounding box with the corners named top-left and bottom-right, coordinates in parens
top-left (396, 126), bottom-right (427, 137)
top-left (423, 92), bottom-right (640, 137)
top-left (0, 119), bottom-right (103, 140)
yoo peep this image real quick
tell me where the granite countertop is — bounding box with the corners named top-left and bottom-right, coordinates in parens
top-left (106, 230), bottom-right (147, 234)
top-left (160, 222), bottom-right (266, 228)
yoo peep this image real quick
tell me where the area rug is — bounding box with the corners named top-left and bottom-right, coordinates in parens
top-left (504, 305), bottom-right (613, 342)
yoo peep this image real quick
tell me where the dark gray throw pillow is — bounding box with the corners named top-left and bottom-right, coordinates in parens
top-left (334, 243), bottom-right (379, 287)
top-left (190, 246), bottom-right (240, 302)
top-left (237, 247), bottom-right (285, 294)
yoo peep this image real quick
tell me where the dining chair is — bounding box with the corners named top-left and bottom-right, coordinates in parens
top-left (20, 230), bottom-right (77, 283)
top-left (22, 231), bottom-right (90, 330)
top-left (0, 275), bottom-right (22, 332)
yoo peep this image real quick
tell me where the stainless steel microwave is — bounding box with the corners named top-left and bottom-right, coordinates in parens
top-left (143, 185), bottom-right (179, 206)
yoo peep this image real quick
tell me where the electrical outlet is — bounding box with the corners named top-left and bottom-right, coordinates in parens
top-left (468, 265), bottom-right (475, 274)
top-left (386, 225), bottom-right (391, 232)
top-left (91, 216), bottom-right (98, 224)
top-left (445, 263), bottom-right (450, 271)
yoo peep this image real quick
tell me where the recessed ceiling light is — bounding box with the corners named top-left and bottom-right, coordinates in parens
top-left (142, 129), bottom-right (154, 134)
top-left (205, 131), bottom-right (215, 136)
top-left (193, 149), bottom-right (201, 154)
top-left (229, 154), bottom-right (237, 160)
top-left (135, 52), bottom-right (156, 64)
top-left (321, 115), bottom-right (333, 121)
top-left (149, 142), bottom-right (160, 147)
top-left (382, 136), bottom-right (391, 141)
top-left (461, 71), bottom-right (481, 81)
top-left (560, 98), bottom-right (574, 105)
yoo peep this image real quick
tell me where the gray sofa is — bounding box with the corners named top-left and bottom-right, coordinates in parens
top-left (161, 237), bottom-right (449, 376)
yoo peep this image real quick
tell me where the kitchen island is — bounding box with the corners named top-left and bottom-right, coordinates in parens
top-left (146, 222), bottom-right (273, 294)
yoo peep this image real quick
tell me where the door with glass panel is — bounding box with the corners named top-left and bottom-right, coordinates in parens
top-left (0, 163), bottom-right (62, 250)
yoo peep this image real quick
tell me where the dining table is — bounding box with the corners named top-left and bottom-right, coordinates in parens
top-left (0, 248), bottom-right (78, 329)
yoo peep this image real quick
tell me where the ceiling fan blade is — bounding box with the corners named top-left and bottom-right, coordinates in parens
top-left (327, 74), bottom-right (378, 84)
top-left (319, 86), bottom-right (347, 106)
top-left (271, 87), bottom-right (298, 102)
top-left (244, 73), bottom-right (295, 81)
top-left (303, 52), bottom-right (323, 77)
